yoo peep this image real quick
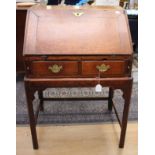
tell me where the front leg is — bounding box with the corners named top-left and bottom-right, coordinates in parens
top-left (119, 80), bottom-right (133, 148)
top-left (25, 82), bottom-right (39, 149)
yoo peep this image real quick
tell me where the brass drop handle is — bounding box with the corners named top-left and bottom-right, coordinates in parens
top-left (73, 12), bottom-right (84, 17)
top-left (96, 64), bottom-right (110, 73)
top-left (48, 64), bottom-right (63, 73)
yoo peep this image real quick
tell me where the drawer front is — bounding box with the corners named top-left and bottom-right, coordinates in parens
top-left (30, 61), bottom-right (78, 77)
top-left (82, 61), bottom-right (128, 77)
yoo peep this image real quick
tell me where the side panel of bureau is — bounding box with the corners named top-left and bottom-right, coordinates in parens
top-left (16, 9), bottom-right (27, 73)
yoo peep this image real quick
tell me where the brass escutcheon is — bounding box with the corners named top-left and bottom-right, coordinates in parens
top-left (96, 64), bottom-right (110, 72)
top-left (73, 12), bottom-right (84, 17)
top-left (48, 64), bottom-right (63, 73)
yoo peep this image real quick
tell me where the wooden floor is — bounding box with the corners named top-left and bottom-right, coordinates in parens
top-left (16, 122), bottom-right (137, 155)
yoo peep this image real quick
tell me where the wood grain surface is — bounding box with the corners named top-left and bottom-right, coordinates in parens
top-left (23, 5), bottom-right (133, 55)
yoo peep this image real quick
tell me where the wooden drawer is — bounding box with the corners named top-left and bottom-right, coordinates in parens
top-left (30, 61), bottom-right (79, 77)
top-left (82, 61), bottom-right (128, 77)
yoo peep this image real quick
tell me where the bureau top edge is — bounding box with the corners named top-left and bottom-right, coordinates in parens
top-left (29, 5), bottom-right (124, 11)
top-left (23, 53), bottom-right (133, 56)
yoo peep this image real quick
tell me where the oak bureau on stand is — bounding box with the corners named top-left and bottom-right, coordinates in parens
top-left (23, 5), bottom-right (133, 149)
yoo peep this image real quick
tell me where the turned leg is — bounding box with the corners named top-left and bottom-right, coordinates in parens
top-left (108, 87), bottom-right (113, 111)
top-left (25, 82), bottom-right (38, 149)
top-left (38, 90), bottom-right (44, 111)
top-left (119, 81), bottom-right (133, 148)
